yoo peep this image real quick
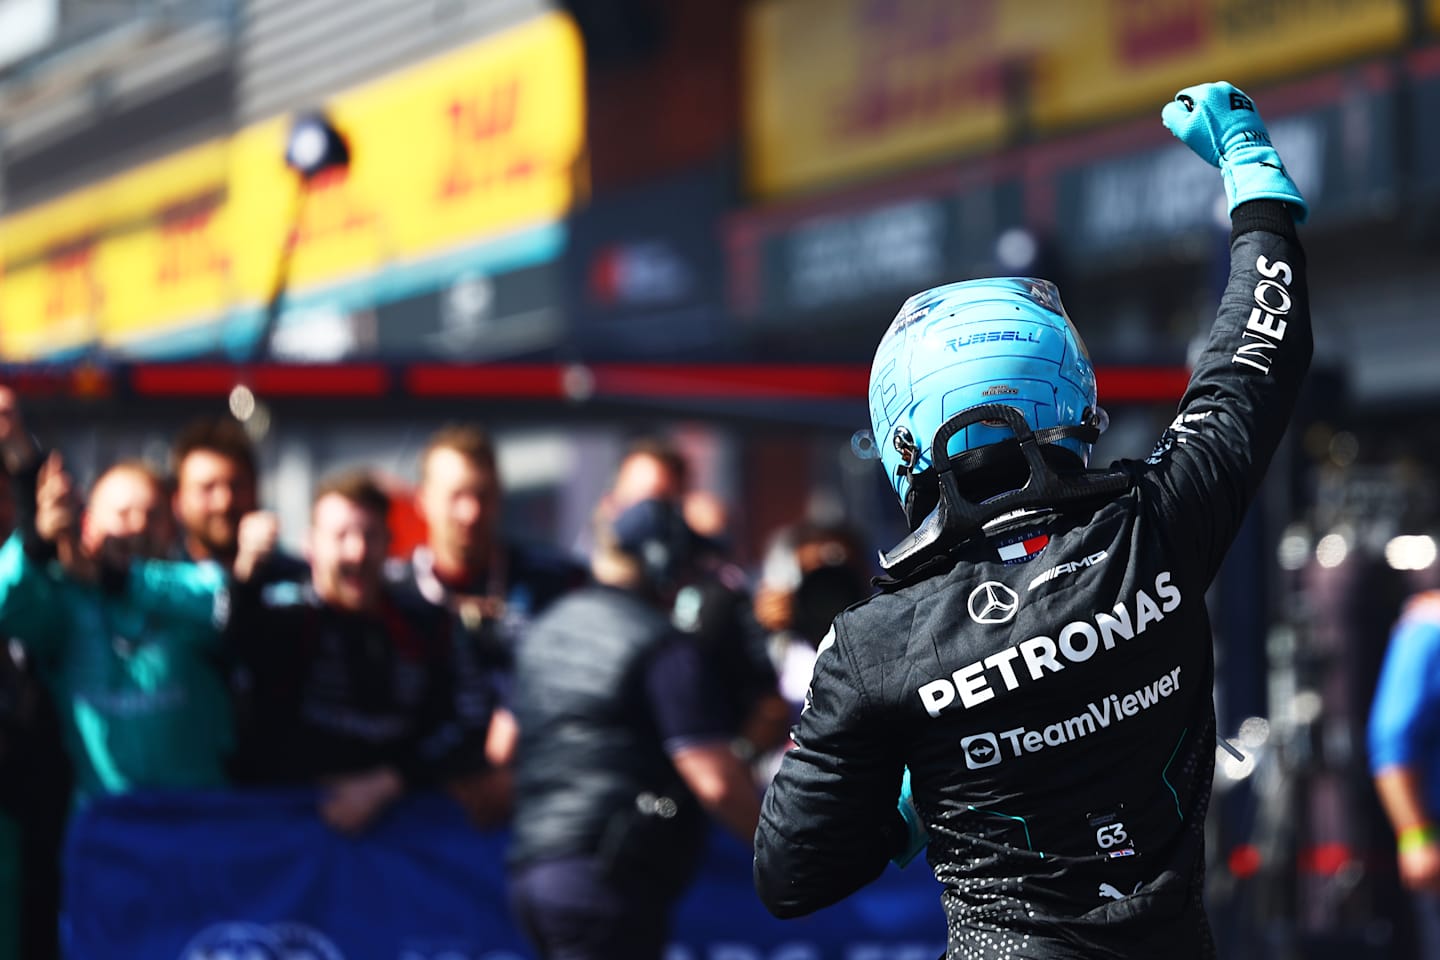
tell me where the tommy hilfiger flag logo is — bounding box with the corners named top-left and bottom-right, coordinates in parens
top-left (997, 533), bottom-right (1050, 564)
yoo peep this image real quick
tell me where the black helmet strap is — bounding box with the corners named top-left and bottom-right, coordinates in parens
top-left (881, 404), bottom-right (1128, 575)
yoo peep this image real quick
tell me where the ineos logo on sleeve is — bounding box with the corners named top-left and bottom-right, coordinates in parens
top-left (968, 581), bottom-right (1020, 624)
top-left (962, 732), bottom-right (1002, 769)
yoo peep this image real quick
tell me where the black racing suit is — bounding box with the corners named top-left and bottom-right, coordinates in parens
top-left (226, 580), bottom-right (459, 786)
top-left (754, 201), bottom-right (1310, 959)
top-left (385, 543), bottom-right (587, 774)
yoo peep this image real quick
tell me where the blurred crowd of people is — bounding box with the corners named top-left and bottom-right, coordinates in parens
top-left (0, 385), bottom-right (872, 960)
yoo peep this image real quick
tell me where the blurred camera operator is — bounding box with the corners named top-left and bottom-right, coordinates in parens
top-left (605, 437), bottom-right (790, 767)
top-left (508, 495), bottom-right (761, 960)
top-left (229, 470), bottom-right (461, 833)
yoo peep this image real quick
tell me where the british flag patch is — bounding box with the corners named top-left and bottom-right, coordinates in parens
top-left (996, 532), bottom-right (1050, 565)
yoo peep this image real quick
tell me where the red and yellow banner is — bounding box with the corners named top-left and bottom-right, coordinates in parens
top-left (1032, 0), bottom-right (1407, 129)
top-left (744, 0), bottom-right (1407, 198)
top-left (0, 140), bottom-right (232, 359)
top-left (746, 0), bottom-right (1045, 197)
top-left (226, 12), bottom-right (584, 299)
top-left (0, 12), bottom-right (584, 360)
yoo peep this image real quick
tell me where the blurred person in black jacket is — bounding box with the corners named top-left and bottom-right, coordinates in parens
top-left (0, 637), bottom-right (69, 960)
top-left (509, 495), bottom-right (761, 960)
top-left (228, 470), bottom-right (458, 833)
top-left (387, 424), bottom-right (584, 827)
top-left (170, 415), bottom-right (308, 785)
top-left (0, 406), bottom-right (70, 960)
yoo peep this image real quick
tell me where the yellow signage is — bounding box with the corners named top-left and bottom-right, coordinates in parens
top-left (0, 140), bottom-right (231, 358)
top-left (0, 12), bottom-right (584, 360)
top-left (746, 0), bottom-right (1025, 197)
top-left (1032, 0), bottom-right (1407, 130)
top-left (744, 0), bottom-right (1407, 197)
top-left (227, 11), bottom-right (584, 299)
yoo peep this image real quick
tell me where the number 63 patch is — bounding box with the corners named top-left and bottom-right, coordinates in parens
top-left (1088, 806), bottom-right (1137, 859)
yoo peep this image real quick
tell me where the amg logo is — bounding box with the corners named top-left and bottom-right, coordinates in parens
top-left (1029, 550), bottom-right (1108, 590)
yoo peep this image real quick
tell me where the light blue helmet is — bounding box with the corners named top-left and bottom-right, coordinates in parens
top-left (868, 277), bottom-right (1100, 515)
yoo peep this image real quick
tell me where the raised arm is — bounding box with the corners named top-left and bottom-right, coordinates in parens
top-left (124, 509), bottom-right (283, 633)
top-left (1139, 82), bottom-right (1313, 584)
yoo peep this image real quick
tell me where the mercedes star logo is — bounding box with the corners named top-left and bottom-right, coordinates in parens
top-left (968, 581), bottom-right (1020, 625)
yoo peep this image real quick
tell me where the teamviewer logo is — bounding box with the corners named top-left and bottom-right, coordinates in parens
top-left (961, 732), bottom-right (1002, 770)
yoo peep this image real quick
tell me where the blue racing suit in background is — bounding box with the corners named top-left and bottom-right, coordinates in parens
top-left (1369, 591), bottom-right (1440, 818)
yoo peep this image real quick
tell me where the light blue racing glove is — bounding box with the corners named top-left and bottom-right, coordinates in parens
top-left (892, 767), bottom-right (929, 868)
top-left (1162, 81), bottom-right (1308, 223)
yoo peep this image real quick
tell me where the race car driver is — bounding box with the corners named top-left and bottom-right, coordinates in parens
top-left (754, 82), bottom-right (1311, 960)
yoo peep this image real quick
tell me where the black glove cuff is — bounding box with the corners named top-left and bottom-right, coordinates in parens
top-left (1232, 200), bottom-right (1299, 244)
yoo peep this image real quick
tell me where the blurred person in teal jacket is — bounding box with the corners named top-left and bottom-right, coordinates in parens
top-left (0, 401), bottom-right (233, 808)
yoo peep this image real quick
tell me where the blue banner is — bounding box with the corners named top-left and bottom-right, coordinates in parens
top-left (64, 790), bottom-right (945, 960)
